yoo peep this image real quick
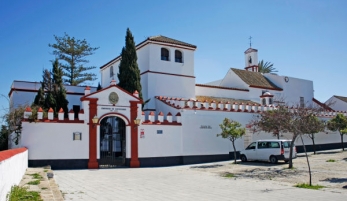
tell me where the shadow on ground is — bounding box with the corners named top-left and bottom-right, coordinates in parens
top-left (238, 161), bottom-right (286, 167)
top-left (321, 178), bottom-right (347, 183)
top-left (190, 164), bottom-right (224, 169)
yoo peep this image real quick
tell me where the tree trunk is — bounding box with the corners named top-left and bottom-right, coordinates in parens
top-left (341, 133), bottom-right (345, 151)
top-left (312, 134), bottom-right (316, 155)
top-left (288, 134), bottom-right (297, 169)
top-left (232, 141), bottom-right (237, 164)
top-left (300, 134), bottom-right (312, 186)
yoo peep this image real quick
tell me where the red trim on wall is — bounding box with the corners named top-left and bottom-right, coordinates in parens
top-left (195, 84), bottom-right (249, 92)
top-left (0, 147), bottom-right (27, 162)
top-left (130, 101), bottom-right (141, 168)
top-left (22, 118), bottom-right (84, 123)
top-left (249, 85), bottom-right (283, 91)
top-left (81, 85), bottom-right (142, 102)
top-left (87, 98), bottom-right (99, 169)
top-left (140, 70), bottom-right (195, 78)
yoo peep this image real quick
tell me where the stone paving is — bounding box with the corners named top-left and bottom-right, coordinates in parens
top-left (54, 162), bottom-right (347, 201)
top-left (19, 167), bottom-right (64, 201)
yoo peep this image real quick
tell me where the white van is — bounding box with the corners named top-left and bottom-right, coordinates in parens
top-left (240, 139), bottom-right (297, 164)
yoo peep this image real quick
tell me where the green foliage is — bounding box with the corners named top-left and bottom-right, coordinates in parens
top-left (33, 59), bottom-right (69, 117)
top-left (6, 185), bottom-right (42, 201)
top-left (328, 114), bottom-right (347, 150)
top-left (117, 28), bottom-right (143, 100)
top-left (27, 180), bottom-right (40, 185)
top-left (303, 115), bottom-right (325, 154)
top-left (253, 107), bottom-right (291, 139)
top-left (222, 173), bottom-right (236, 178)
top-left (28, 173), bottom-right (43, 180)
top-left (217, 118), bottom-right (245, 164)
top-left (0, 125), bottom-right (9, 150)
top-left (328, 114), bottom-right (347, 133)
top-left (33, 83), bottom-right (45, 107)
top-left (326, 159), bottom-right (336, 162)
top-left (97, 82), bottom-right (102, 91)
top-left (295, 183), bottom-right (324, 190)
top-left (49, 33), bottom-right (99, 86)
top-left (218, 118), bottom-right (245, 141)
top-left (258, 60), bottom-right (277, 73)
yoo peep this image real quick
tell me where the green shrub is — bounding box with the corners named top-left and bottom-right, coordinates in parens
top-left (27, 180), bottom-right (40, 185)
top-left (326, 159), bottom-right (336, 162)
top-left (6, 185), bottom-right (42, 201)
top-left (295, 183), bottom-right (324, 190)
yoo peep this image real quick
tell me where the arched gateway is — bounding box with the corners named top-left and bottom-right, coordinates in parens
top-left (99, 116), bottom-right (126, 167)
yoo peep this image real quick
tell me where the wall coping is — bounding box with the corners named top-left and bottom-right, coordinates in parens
top-left (0, 147), bottom-right (27, 162)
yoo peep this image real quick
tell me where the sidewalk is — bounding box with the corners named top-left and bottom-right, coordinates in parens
top-left (54, 164), bottom-right (347, 201)
top-left (18, 167), bottom-right (64, 201)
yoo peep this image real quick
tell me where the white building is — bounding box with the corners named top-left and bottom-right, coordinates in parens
top-left (9, 35), bottom-right (347, 169)
top-left (325, 95), bottom-right (347, 111)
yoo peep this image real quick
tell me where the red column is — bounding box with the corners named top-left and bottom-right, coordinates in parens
top-left (88, 98), bottom-right (99, 169)
top-left (130, 101), bottom-right (140, 167)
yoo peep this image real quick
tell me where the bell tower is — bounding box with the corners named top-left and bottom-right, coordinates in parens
top-left (244, 36), bottom-right (259, 72)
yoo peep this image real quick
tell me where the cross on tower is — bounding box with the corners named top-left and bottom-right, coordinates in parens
top-left (249, 36), bottom-right (252, 48)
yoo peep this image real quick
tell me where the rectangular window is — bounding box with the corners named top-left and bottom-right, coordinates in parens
top-left (73, 132), bottom-right (82, 140)
top-left (300, 97), bottom-right (305, 107)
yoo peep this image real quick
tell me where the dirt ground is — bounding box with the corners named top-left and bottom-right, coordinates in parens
top-left (189, 150), bottom-right (347, 193)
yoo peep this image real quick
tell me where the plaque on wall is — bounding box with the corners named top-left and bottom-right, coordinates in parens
top-left (109, 92), bottom-right (119, 104)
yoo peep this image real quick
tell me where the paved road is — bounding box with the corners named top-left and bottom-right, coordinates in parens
top-left (55, 163), bottom-right (346, 201)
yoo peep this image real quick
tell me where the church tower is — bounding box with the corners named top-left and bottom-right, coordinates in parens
top-left (244, 37), bottom-right (259, 72)
top-left (244, 48), bottom-right (258, 72)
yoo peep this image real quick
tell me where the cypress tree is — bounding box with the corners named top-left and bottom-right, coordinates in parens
top-left (97, 82), bottom-right (102, 91)
top-left (52, 59), bottom-right (69, 117)
top-left (32, 60), bottom-right (69, 117)
top-left (117, 28), bottom-right (143, 100)
top-left (33, 82), bottom-right (45, 107)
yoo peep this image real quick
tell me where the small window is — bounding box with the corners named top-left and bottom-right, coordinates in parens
top-left (175, 50), bottom-right (183, 63)
top-left (258, 142), bottom-right (267, 149)
top-left (246, 142), bottom-right (256, 150)
top-left (283, 141), bottom-right (291, 148)
top-left (262, 98), bottom-right (266, 105)
top-left (269, 98), bottom-right (273, 105)
top-left (110, 66), bottom-right (114, 77)
top-left (300, 97), bottom-right (304, 107)
top-left (161, 48), bottom-right (169, 61)
top-left (269, 142), bottom-right (280, 148)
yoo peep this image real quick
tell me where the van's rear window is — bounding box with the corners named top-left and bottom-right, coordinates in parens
top-left (283, 141), bottom-right (291, 148)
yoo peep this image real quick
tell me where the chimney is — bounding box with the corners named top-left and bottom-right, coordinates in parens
top-left (85, 86), bottom-right (91, 95)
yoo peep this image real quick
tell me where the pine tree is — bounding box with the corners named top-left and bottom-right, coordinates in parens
top-left (117, 28), bottom-right (143, 100)
top-left (49, 33), bottom-right (99, 86)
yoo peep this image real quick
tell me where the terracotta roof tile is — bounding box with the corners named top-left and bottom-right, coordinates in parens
top-left (231, 68), bottom-right (282, 90)
top-left (148, 35), bottom-right (196, 48)
top-left (196, 96), bottom-right (258, 105)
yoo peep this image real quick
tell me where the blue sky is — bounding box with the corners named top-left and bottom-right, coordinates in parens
top-left (1, 0), bottom-right (346, 118)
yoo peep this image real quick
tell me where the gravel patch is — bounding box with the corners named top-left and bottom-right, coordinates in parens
top-left (189, 149), bottom-right (347, 194)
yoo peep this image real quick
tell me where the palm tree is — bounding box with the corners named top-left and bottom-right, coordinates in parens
top-left (258, 60), bottom-right (277, 73)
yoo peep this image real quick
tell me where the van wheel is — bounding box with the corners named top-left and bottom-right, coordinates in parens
top-left (240, 155), bottom-right (247, 162)
top-left (270, 156), bottom-right (278, 164)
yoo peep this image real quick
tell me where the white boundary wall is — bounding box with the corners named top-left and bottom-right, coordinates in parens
top-left (0, 148), bottom-right (28, 201)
